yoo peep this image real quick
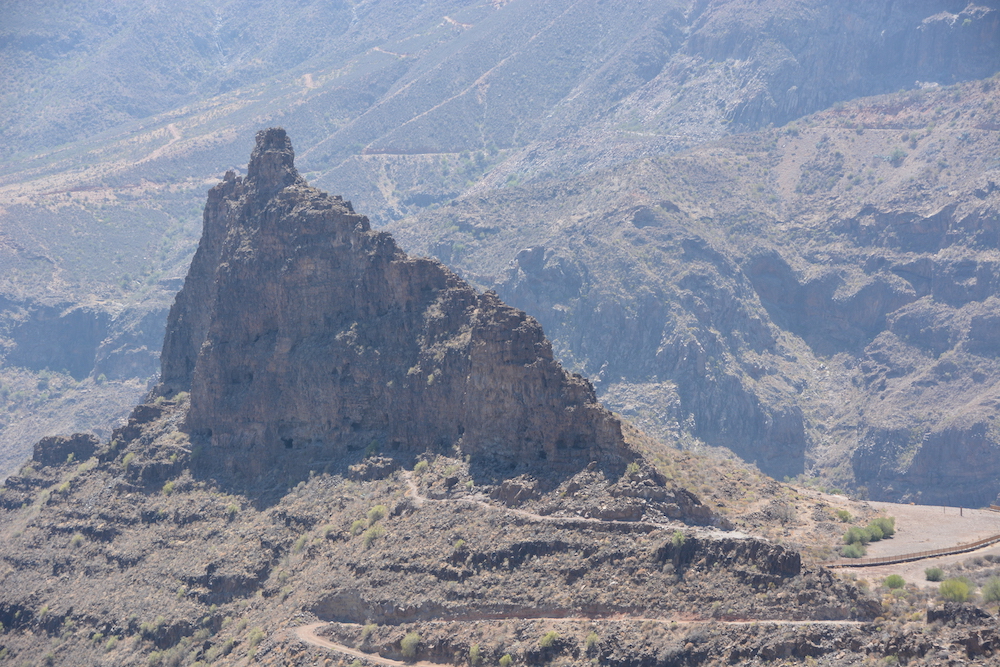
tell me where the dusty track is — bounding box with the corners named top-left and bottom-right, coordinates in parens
top-left (294, 617), bottom-right (863, 664)
top-left (293, 475), bottom-right (863, 660)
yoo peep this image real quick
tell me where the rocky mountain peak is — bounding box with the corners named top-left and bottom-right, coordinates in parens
top-left (245, 127), bottom-right (303, 201)
top-left (159, 129), bottom-right (636, 491)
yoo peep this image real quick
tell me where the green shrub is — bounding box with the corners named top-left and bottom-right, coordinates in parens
top-left (539, 631), bottom-right (559, 649)
top-left (361, 623), bottom-right (377, 643)
top-left (414, 460), bottom-right (429, 474)
top-left (983, 576), bottom-right (1000, 602)
top-left (884, 574), bottom-right (905, 589)
top-left (363, 524), bottom-right (386, 548)
top-left (121, 452), bottom-right (135, 470)
top-left (401, 632), bottom-right (420, 660)
top-left (351, 519), bottom-right (366, 536)
top-left (292, 534), bottom-right (308, 554)
top-left (69, 532), bottom-right (84, 548)
top-left (866, 524), bottom-right (884, 542)
top-left (925, 567), bottom-right (944, 582)
top-left (105, 636), bottom-right (119, 652)
top-left (585, 632), bottom-right (599, 652)
top-left (841, 543), bottom-right (866, 558)
top-left (226, 502), bottom-right (239, 518)
top-left (671, 531), bottom-right (685, 548)
top-left (499, 655), bottom-right (513, 667)
top-left (469, 644), bottom-right (481, 666)
top-left (870, 516), bottom-right (895, 538)
top-left (939, 578), bottom-right (972, 602)
top-left (367, 504), bottom-right (388, 526)
top-left (844, 526), bottom-right (871, 545)
top-left (162, 480), bottom-right (175, 495)
top-left (835, 509), bottom-right (851, 523)
top-left (247, 628), bottom-right (265, 657)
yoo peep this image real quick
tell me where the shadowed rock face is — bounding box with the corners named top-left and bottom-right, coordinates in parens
top-left (160, 128), bottom-right (632, 486)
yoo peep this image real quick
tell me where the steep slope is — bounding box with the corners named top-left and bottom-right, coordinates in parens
top-left (1, 0), bottom-right (998, 478)
top-left (391, 77), bottom-right (1000, 505)
top-left (0, 130), bottom-right (904, 667)
top-left (159, 129), bottom-right (635, 496)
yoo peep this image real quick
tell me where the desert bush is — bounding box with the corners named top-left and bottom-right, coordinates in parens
top-left (292, 534), bottom-right (308, 554)
top-left (866, 524), bottom-right (884, 542)
top-left (361, 623), bottom-right (377, 643)
top-left (539, 631), bottom-right (560, 649)
top-left (499, 655), bottom-right (513, 667)
top-left (121, 452), bottom-right (135, 470)
top-left (672, 531), bottom-right (685, 548)
top-left (884, 575), bottom-right (905, 589)
top-left (925, 567), bottom-right (944, 582)
top-left (401, 632), bottom-right (420, 660)
top-left (939, 578), bottom-right (972, 602)
top-left (469, 644), bottom-right (481, 666)
top-left (367, 504), bottom-right (388, 526)
top-left (835, 509), bottom-right (851, 523)
top-left (414, 460), bottom-right (429, 474)
top-left (844, 526), bottom-right (871, 546)
top-left (871, 517), bottom-right (895, 538)
top-left (841, 543), bottom-right (866, 558)
top-left (162, 480), bottom-right (175, 495)
top-left (983, 576), bottom-right (1000, 603)
top-left (351, 519), bottom-right (366, 536)
top-left (585, 632), bottom-right (599, 652)
top-left (363, 524), bottom-right (386, 548)
top-left (104, 636), bottom-right (119, 652)
top-left (69, 533), bottom-right (84, 548)
top-left (226, 503), bottom-right (239, 518)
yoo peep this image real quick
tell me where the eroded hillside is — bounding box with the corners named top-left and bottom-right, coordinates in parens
top-left (390, 78), bottom-right (1000, 505)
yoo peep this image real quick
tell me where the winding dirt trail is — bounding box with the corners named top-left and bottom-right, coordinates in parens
top-left (294, 616), bottom-right (864, 663)
top-left (293, 475), bottom-right (864, 660)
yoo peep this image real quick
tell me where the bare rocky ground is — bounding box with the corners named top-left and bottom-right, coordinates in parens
top-left (6, 398), bottom-right (1000, 665)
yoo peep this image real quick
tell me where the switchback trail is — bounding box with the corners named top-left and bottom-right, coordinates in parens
top-left (294, 617), bottom-right (864, 664)
top-left (293, 474), bottom-right (863, 661)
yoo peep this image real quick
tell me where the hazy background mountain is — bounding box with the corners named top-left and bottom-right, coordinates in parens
top-left (1, 0), bottom-right (998, 502)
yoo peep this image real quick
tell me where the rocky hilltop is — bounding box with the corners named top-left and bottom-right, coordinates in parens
top-left (160, 129), bottom-right (632, 492)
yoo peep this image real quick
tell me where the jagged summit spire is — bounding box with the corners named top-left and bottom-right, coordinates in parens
top-left (246, 127), bottom-right (302, 200)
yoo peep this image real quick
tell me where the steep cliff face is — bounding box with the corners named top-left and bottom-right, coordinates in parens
top-left (160, 129), bottom-right (631, 486)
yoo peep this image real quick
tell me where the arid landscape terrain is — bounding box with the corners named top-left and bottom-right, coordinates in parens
top-left (2, 1), bottom-right (1000, 665)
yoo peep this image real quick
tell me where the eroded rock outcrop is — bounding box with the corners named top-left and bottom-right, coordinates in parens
top-left (160, 128), bottom-right (633, 486)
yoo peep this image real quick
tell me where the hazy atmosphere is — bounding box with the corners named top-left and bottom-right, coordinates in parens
top-left (1, 1), bottom-right (1000, 665)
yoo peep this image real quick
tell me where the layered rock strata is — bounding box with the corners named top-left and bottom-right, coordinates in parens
top-left (160, 128), bottom-right (632, 484)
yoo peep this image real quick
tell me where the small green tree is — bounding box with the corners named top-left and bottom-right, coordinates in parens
top-left (939, 578), bottom-right (971, 602)
top-left (499, 655), bottom-right (513, 667)
top-left (841, 543), bottom-right (865, 558)
top-left (884, 574), bottom-right (905, 589)
top-left (925, 567), bottom-right (944, 582)
top-left (469, 644), bottom-right (481, 666)
top-left (835, 509), bottom-right (851, 523)
top-left (671, 531), bottom-right (685, 548)
top-left (983, 576), bottom-right (1000, 603)
top-left (539, 631), bottom-right (559, 649)
top-left (401, 632), bottom-right (420, 660)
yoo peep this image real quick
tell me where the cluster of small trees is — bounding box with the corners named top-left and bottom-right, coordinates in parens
top-left (841, 516), bottom-right (895, 558)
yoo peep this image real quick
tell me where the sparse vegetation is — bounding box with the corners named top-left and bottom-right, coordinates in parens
top-left (367, 504), bottom-right (388, 525)
top-left (414, 460), bottom-right (429, 474)
top-left (925, 567), bottom-right (944, 582)
top-left (939, 577), bottom-right (972, 602)
top-left (499, 654), bottom-right (513, 667)
top-left (983, 576), bottom-right (1000, 603)
top-left (539, 631), bottom-right (560, 648)
top-left (884, 574), bottom-right (904, 589)
top-left (469, 643), bottom-right (481, 665)
top-left (835, 509), bottom-right (851, 522)
top-left (363, 524), bottom-right (386, 548)
top-left (401, 631), bottom-right (421, 660)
